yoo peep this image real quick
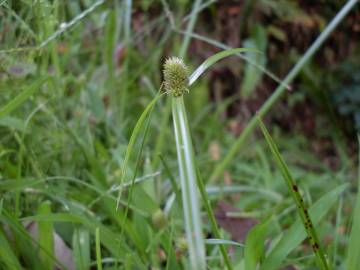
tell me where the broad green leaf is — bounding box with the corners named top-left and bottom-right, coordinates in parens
top-left (260, 184), bottom-right (347, 270)
top-left (189, 48), bottom-right (259, 86)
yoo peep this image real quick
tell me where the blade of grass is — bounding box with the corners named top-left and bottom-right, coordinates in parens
top-left (260, 184), bottom-right (347, 270)
top-left (119, 0), bottom-right (132, 123)
top-left (196, 169), bottom-right (233, 270)
top-left (170, 47), bottom-right (257, 269)
top-left (332, 194), bottom-right (343, 267)
top-left (21, 212), bottom-right (131, 257)
top-left (73, 226), bottom-right (90, 270)
top-left (95, 228), bottom-right (103, 270)
top-left (345, 135), bottom-right (360, 270)
top-left (179, 0), bottom-right (202, 58)
top-left (0, 210), bottom-right (63, 270)
top-left (205, 239), bottom-right (243, 247)
top-left (258, 117), bottom-right (329, 269)
top-left (116, 93), bottom-right (164, 209)
top-left (210, 0), bottom-right (358, 182)
top-left (38, 201), bottom-right (54, 270)
top-left (177, 30), bottom-right (288, 90)
top-left (38, 0), bottom-right (105, 49)
top-left (189, 48), bottom-right (259, 86)
top-left (0, 228), bottom-right (22, 270)
top-left (245, 218), bottom-right (271, 270)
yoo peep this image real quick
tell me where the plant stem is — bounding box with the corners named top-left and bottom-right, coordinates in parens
top-left (210, 0), bottom-right (358, 182)
top-left (172, 97), bottom-right (206, 270)
top-left (179, 0), bottom-right (202, 58)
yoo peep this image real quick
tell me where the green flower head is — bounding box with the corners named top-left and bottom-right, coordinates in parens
top-left (163, 57), bottom-right (189, 97)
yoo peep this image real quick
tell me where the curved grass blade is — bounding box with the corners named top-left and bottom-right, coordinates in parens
top-left (177, 30), bottom-right (290, 90)
top-left (258, 117), bottom-right (329, 269)
top-left (116, 93), bottom-right (165, 209)
top-left (189, 48), bottom-right (259, 86)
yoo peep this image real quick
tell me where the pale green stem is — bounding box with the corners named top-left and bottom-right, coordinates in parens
top-left (172, 97), bottom-right (206, 270)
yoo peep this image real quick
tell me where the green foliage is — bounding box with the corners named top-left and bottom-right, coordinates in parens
top-left (0, 1), bottom-right (359, 269)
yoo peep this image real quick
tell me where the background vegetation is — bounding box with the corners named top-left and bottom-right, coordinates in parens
top-left (0, 0), bottom-right (359, 269)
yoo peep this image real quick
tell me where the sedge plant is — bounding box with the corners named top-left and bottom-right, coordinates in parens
top-left (164, 56), bottom-right (206, 270)
top-left (162, 48), bottom-right (256, 269)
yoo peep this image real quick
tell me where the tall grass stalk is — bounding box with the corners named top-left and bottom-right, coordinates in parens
top-left (170, 1), bottom-right (207, 268)
top-left (163, 57), bottom-right (205, 269)
top-left (210, 0), bottom-right (358, 182)
top-left (172, 97), bottom-right (206, 270)
top-left (166, 48), bottom-right (256, 268)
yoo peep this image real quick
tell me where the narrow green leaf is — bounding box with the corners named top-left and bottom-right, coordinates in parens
top-left (245, 218), bottom-right (271, 270)
top-left (0, 228), bottom-right (22, 270)
top-left (104, 10), bottom-right (117, 76)
top-left (258, 117), bottom-right (329, 269)
top-left (345, 135), bottom-right (360, 270)
top-left (0, 77), bottom-right (47, 118)
top-left (196, 169), bottom-right (233, 270)
top-left (205, 238), bottom-right (244, 247)
top-left (260, 184), bottom-right (347, 270)
top-left (22, 213), bottom-right (130, 257)
top-left (38, 201), bottom-right (54, 270)
top-left (73, 226), bottom-right (90, 270)
top-left (189, 48), bottom-right (259, 86)
top-left (116, 93), bottom-right (164, 208)
top-left (95, 228), bottom-right (103, 270)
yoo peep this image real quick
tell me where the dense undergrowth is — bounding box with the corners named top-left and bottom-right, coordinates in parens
top-left (0, 1), bottom-right (359, 269)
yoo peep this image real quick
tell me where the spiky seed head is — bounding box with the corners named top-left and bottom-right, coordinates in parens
top-left (163, 57), bottom-right (189, 97)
